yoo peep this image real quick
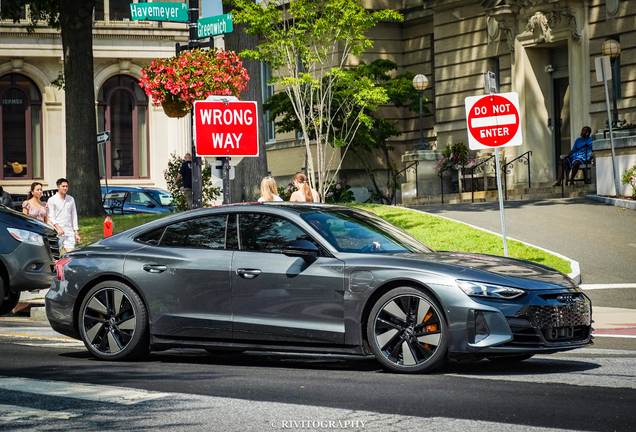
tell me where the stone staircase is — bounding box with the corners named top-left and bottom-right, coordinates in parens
top-left (407, 181), bottom-right (596, 205)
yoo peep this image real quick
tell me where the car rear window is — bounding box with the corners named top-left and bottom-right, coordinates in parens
top-left (136, 214), bottom-right (228, 249)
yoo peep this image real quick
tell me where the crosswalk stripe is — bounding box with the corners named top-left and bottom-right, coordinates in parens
top-left (0, 376), bottom-right (170, 405)
top-left (580, 283), bottom-right (636, 290)
top-left (0, 404), bottom-right (81, 421)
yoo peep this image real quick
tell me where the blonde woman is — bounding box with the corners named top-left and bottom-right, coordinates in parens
top-left (22, 182), bottom-right (52, 225)
top-left (289, 172), bottom-right (319, 203)
top-left (258, 177), bottom-right (283, 202)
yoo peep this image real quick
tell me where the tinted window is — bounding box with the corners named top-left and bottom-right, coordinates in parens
top-left (145, 189), bottom-right (174, 206)
top-left (137, 227), bottom-right (164, 245)
top-left (128, 191), bottom-right (153, 205)
top-left (301, 209), bottom-right (431, 254)
top-left (147, 215), bottom-right (227, 249)
top-left (239, 214), bottom-right (313, 253)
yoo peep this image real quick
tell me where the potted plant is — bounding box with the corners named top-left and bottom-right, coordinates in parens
top-left (139, 49), bottom-right (250, 118)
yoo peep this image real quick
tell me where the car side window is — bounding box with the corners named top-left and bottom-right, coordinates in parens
top-left (137, 215), bottom-right (228, 249)
top-left (238, 214), bottom-right (313, 253)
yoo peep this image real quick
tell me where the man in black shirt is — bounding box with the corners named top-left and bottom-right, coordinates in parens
top-left (173, 153), bottom-right (193, 210)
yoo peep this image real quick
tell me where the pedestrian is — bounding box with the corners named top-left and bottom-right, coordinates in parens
top-left (553, 126), bottom-right (593, 187)
top-left (22, 182), bottom-right (51, 225)
top-left (48, 178), bottom-right (81, 252)
top-left (173, 153), bottom-right (193, 210)
top-left (289, 172), bottom-right (320, 202)
top-left (258, 177), bottom-right (283, 202)
top-left (0, 186), bottom-right (11, 208)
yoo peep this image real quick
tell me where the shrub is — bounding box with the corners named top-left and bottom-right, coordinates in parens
top-left (621, 163), bottom-right (636, 198)
top-left (164, 152), bottom-right (221, 211)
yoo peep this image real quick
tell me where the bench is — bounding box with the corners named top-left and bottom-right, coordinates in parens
top-left (103, 191), bottom-right (128, 214)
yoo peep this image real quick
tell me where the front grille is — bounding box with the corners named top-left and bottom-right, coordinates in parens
top-left (500, 299), bottom-right (592, 348)
top-left (45, 234), bottom-right (60, 261)
top-left (527, 302), bottom-right (591, 329)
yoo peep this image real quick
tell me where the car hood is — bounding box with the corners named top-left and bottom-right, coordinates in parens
top-left (0, 206), bottom-right (57, 235)
top-left (389, 251), bottom-right (576, 289)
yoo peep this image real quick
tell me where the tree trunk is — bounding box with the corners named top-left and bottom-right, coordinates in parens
top-left (58, 0), bottom-right (104, 217)
top-left (223, 6), bottom-right (268, 202)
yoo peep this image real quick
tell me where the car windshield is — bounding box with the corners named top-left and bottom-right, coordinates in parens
top-left (145, 189), bottom-right (174, 206)
top-left (301, 209), bottom-right (432, 254)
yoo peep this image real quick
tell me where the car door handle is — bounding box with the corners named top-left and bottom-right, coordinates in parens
top-left (142, 264), bottom-right (167, 273)
top-left (236, 268), bottom-right (262, 279)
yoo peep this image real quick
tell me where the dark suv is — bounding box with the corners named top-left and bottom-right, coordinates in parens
top-left (0, 206), bottom-right (59, 315)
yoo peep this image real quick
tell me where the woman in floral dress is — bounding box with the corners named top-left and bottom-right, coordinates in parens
top-left (22, 182), bottom-right (51, 225)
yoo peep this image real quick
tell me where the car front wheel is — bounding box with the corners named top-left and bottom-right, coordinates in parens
top-left (0, 282), bottom-right (20, 316)
top-left (79, 281), bottom-right (149, 361)
top-left (367, 287), bottom-right (448, 373)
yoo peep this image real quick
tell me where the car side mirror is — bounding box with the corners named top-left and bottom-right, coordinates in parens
top-left (282, 240), bottom-right (319, 262)
top-left (143, 201), bottom-right (155, 208)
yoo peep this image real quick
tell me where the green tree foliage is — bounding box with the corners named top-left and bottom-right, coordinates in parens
top-left (264, 59), bottom-right (425, 204)
top-left (164, 153), bottom-right (221, 211)
top-left (226, 0), bottom-right (403, 201)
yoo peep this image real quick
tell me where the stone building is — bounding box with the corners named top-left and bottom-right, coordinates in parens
top-left (0, 0), bottom-right (634, 201)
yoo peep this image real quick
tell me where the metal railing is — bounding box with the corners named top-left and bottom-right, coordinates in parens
top-left (502, 151), bottom-right (532, 200)
top-left (392, 161), bottom-right (419, 205)
top-left (467, 155), bottom-right (496, 203)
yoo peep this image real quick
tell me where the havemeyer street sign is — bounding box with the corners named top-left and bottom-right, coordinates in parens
top-left (198, 14), bottom-right (233, 38)
top-left (194, 101), bottom-right (259, 157)
top-left (464, 92), bottom-right (522, 150)
top-left (129, 2), bottom-right (188, 22)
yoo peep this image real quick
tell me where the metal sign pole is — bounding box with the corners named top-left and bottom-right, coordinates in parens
top-left (600, 58), bottom-right (621, 196)
top-left (222, 157), bottom-right (231, 204)
top-left (494, 147), bottom-right (508, 257)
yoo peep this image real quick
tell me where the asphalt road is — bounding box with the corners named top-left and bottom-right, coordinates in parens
top-left (1, 319), bottom-right (636, 431)
top-left (412, 198), bottom-right (636, 284)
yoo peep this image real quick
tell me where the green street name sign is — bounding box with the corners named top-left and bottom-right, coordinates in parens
top-left (197, 13), bottom-right (233, 38)
top-left (130, 2), bottom-right (189, 22)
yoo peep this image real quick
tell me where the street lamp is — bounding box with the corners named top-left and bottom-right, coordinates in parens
top-left (412, 74), bottom-right (429, 149)
top-left (601, 39), bottom-right (626, 129)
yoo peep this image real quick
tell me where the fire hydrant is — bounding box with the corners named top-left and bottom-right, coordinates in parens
top-left (104, 216), bottom-right (114, 238)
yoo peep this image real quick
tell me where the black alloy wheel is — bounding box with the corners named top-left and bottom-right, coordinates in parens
top-left (79, 281), bottom-right (149, 360)
top-left (367, 287), bottom-right (448, 373)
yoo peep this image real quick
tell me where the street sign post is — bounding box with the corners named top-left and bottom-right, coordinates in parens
top-left (96, 131), bottom-right (110, 194)
top-left (596, 55), bottom-right (621, 196)
top-left (197, 14), bottom-right (233, 38)
top-left (129, 2), bottom-right (189, 22)
top-left (465, 87), bottom-right (523, 257)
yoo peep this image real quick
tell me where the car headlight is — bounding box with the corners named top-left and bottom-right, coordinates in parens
top-left (7, 227), bottom-right (44, 246)
top-left (456, 280), bottom-right (526, 300)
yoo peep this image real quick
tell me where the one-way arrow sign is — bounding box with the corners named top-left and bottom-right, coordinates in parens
top-left (97, 131), bottom-right (110, 143)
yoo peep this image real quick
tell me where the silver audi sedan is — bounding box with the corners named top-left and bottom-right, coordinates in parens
top-left (46, 203), bottom-right (592, 373)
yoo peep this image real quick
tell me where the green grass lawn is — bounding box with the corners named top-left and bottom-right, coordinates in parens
top-left (78, 205), bottom-right (571, 275)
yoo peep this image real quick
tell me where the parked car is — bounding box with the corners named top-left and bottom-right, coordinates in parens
top-left (100, 186), bottom-right (176, 214)
top-left (46, 203), bottom-right (592, 373)
top-left (0, 206), bottom-right (59, 315)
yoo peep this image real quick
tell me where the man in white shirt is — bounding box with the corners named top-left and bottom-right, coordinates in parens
top-left (48, 178), bottom-right (81, 252)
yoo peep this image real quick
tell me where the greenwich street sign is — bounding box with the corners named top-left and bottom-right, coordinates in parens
top-left (197, 13), bottom-right (233, 38)
top-left (129, 2), bottom-right (189, 22)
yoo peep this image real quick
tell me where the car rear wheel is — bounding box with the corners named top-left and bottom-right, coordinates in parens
top-left (367, 287), bottom-right (448, 373)
top-left (79, 281), bottom-right (149, 361)
top-left (0, 282), bottom-right (21, 316)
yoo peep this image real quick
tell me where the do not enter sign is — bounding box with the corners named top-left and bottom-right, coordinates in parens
top-left (464, 92), bottom-right (522, 150)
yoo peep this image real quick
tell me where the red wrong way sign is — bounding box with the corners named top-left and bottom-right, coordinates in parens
top-left (194, 100), bottom-right (259, 157)
top-left (464, 92), bottom-right (522, 150)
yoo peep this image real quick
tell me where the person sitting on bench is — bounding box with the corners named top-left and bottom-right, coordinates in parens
top-left (553, 126), bottom-right (593, 187)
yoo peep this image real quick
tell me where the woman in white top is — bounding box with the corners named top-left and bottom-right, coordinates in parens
top-left (258, 177), bottom-right (283, 202)
top-left (289, 172), bottom-right (320, 203)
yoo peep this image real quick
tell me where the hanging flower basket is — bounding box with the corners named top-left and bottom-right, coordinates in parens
top-left (161, 99), bottom-right (188, 118)
top-left (139, 48), bottom-right (250, 118)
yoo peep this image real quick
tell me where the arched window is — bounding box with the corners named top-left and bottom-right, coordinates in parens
top-left (0, 73), bottom-right (43, 179)
top-left (97, 75), bottom-right (149, 178)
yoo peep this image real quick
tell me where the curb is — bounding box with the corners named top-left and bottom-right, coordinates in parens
top-left (403, 206), bottom-right (581, 284)
top-left (587, 194), bottom-right (636, 210)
